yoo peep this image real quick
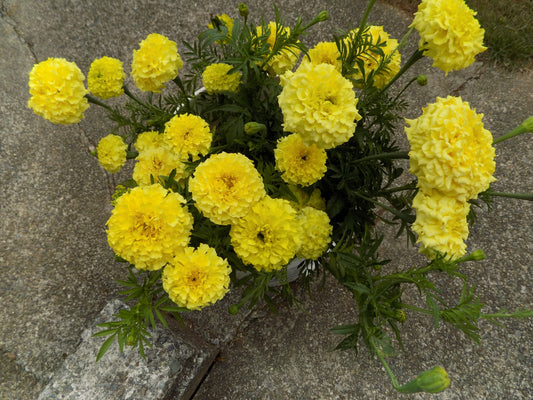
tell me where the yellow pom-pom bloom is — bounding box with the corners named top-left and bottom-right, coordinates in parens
top-left (106, 184), bottom-right (193, 270)
top-left (274, 133), bottom-right (327, 186)
top-left (96, 134), bottom-right (127, 173)
top-left (202, 63), bottom-right (242, 94)
top-left (346, 26), bottom-right (401, 89)
top-left (133, 146), bottom-right (187, 186)
top-left (257, 22), bottom-right (301, 76)
top-left (134, 130), bottom-right (165, 152)
top-left (28, 57), bottom-right (89, 124)
top-left (162, 244), bottom-right (231, 311)
top-left (278, 62), bottom-right (361, 149)
top-left (208, 13), bottom-right (234, 44)
top-left (296, 207), bottom-right (332, 260)
top-left (406, 96), bottom-right (496, 201)
top-left (412, 190), bottom-right (470, 260)
top-left (163, 113), bottom-right (212, 160)
top-left (189, 152), bottom-right (266, 225)
top-left (230, 197), bottom-right (301, 272)
top-left (306, 41), bottom-right (342, 73)
top-left (87, 56), bottom-right (125, 99)
top-left (131, 33), bottom-right (183, 92)
top-left (410, 0), bottom-right (486, 74)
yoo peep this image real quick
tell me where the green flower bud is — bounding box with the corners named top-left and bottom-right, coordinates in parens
top-left (244, 121), bottom-right (267, 135)
top-left (398, 366), bottom-right (450, 394)
top-left (238, 3), bottom-right (249, 18)
top-left (228, 304), bottom-right (241, 315)
top-left (416, 74), bottom-right (428, 86)
top-left (126, 334), bottom-right (135, 346)
top-left (316, 10), bottom-right (329, 22)
top-left (457, 249), bottom-right (486, 263)
top-left (393, 309), bottom-right (406, 323)
top-left (520, 116), bottom-right (533, 132)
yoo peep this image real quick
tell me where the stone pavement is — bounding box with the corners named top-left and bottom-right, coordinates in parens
top-left (0, 0), bottom-right (531, 399)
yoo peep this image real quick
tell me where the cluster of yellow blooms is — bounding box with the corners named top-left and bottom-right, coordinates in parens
top-left (26, 0), bottom-right (491, 311)
top-left (406, 96), bottom-right (496, 259)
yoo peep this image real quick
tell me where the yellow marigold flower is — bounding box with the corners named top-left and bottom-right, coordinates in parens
top-left (134, 130), bottom-right (165, 152)
top-left (189, 152), bottom-right (266, 225)
top-left (274, 133), bottom-right (327, 186)
top-left (230, 197), bottom-right (301, 272)
top-left (208, 13), bottom-right (234, 44)
top-left (131, 33), bottom-right (183, 92)
top-left (410, 0), bottom-right (486, 74)
top-left (257, 22), bottom-right (301, 76)
top-left (412, 189), bottom-right (470, 260)
top-left (87, 56), bottom-right (125, 99)
top-left (296, 207), bottom-right (332, 260)
top-left (162, 244), bottom-right (231, 311)
top-left (164, 113), bottom-right (212, 160)
top-left (278, 62), bottom-right (361, 149)
top-left (106, 184), bottom-right (193, 270)
top-left (28, 57), bottom-right (89, 124)
top-left (96, 134), bottom-right (127, 173)
top-left (406, 96), bottom-right (496, 201)
top-left (202, 63), bottom-right (242, 94)
top-left (346, 26), bottom-right (401, 89)
top-left (133, 146), bottom-right (187, 186)
top-left (286, 185), bottom-right (326, 211)
top-left (305, 41), bottom-right (342, 72)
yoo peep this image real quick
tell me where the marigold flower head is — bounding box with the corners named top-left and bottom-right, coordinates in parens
top-left (410, 0), bottom-right (486, 74)
top-left (296, 207), bottom-right (332, 260)
top-left (28, 57), bottom-right (89, 124)
top-left (131, 33), bottom-right (183, 92)
top-left (257, 22), bottom-right (301, 76)
top-left (133, 146), bottom-right (187, 186)
top-left (230, 197), bottom-right (301, 272)
top-left (163, 113), bottom-right (212, 160)
top-left (97, 134), bottom-right (127, 173)
top-left (106, 184), bottom-right (193, 270)
top-left (412, 189), bottom-right (470, 260)
top-left (275, 133), bottom-right (327, 186)
top-left (406, 96), bottom-right (496, 201)
top-left (162, 244), bottom-right (231, 311)
top-left (87, 56), bottom-right (125, 99)
top-left (189, 152), bottom-right (266, 225)
top-left (305, 41), bottom-right (342, 73)
top-left (134, 130), bottom-right (165, 153)
top-left (202, 63), bottom-right (242, 94)
top-left (345, 26), bottom-right (401, 89)
top-left (278, 62), bottom-right (361, 149)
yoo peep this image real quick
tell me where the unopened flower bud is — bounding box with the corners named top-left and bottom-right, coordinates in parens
top-left (315, 10), bottom-right (329, 22)
top-left (244, 121), bottom-right (266, 135)
top-left (126, 334), bottom-right (135, 346)
top-left (398, 366), bottom-right (450, 394)
top-left (393, 309), bottom-right (406, 323)
top-left (457, 249), bottom-right (486, 263)
top-left (228, 304), bottom-right (241, 315)
top-left (238, 3), bottom-right (249, 18)
top-left (417, 74), bottom-right (428, 86)
top-left (520, 116), bottom-right (533, 132)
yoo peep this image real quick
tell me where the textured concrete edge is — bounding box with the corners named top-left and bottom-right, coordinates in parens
top-left (37, 299), bottom-right (218, 400)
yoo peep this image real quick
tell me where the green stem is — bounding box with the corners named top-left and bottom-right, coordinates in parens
top-left (123, 86), bottom-right (156, 110)
top-left (493, 117), bottom-right (533, 144)
top-left (370, 337), bottom-right (401, 389)
top-left (380, 48), bottom-right (425, 93)
top-left (378, 183), bottom-right (417, 195)
top-left (86, 94), bottom-right (115, 113)
top-left (352, 151), bottom-right (409, 164)
top-left (358, 0), bottom-right (377, 33)
top-left (393, 76), bottom-right (418, 103)
top-left (353, 191), bottom-right (410, 222)
top-left (172, 75), bottom-right (191, 111)
top-left (489, 191), bottom-right (533, 201)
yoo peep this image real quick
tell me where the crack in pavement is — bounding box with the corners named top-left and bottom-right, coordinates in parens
top-left (1, 2), bottom-right (38, 64)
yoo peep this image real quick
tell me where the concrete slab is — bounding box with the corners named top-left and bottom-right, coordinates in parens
top-left (37, 299), bottom-right (218, 400)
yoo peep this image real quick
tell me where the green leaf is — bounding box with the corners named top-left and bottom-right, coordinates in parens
top-left (330, 324), bottom-right (359, 335)
top-left (426, 295), bottom-right (440, 329)
top-left (155, 308), bottom-right (169, 329)
top-left (96, 333), bottom-right (117, 362)
top-left (92, 328), bottom-right (118, 338)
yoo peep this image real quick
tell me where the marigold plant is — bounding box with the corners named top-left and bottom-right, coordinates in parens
top-left (27, 0), bottom-right (532, 393)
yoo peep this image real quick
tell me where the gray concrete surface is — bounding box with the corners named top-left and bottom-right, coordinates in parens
top-left (0, 0), bottom-right (531, 399)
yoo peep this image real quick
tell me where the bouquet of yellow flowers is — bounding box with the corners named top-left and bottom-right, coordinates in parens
top-left (27, 0), bottom-right (532, 394)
